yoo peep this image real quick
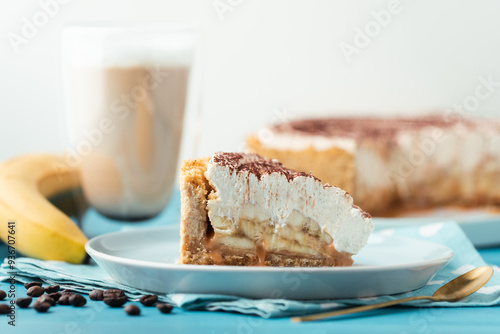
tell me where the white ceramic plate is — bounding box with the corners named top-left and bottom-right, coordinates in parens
top-left (86, 225), bottom-right (453, 300)
top-left (373, 207), bottom-right (500, 248)
top-left (86, 226), bottom-right (453, 299)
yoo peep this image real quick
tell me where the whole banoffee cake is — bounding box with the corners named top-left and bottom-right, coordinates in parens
top-left (179, 152), bottom-right (373, 267)
top-left (247, 115), bottom-right (500, 215)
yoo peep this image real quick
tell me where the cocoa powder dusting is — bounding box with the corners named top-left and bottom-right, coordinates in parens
top-left (212, 152), bottom-right (320, 182)
top-left (271, 115), bottom-right (469, 140)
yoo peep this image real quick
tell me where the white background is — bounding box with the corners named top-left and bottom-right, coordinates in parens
top-left (1, 0), bottom-right (500, 162)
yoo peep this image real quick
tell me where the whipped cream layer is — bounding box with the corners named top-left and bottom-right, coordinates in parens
top-left (263, 132), bottom-right (356, 153)
top-left (205, 152), bottom-right (373, 255)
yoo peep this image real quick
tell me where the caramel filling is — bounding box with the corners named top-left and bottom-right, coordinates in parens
top-left (204, 205), bottom-right (353, 266)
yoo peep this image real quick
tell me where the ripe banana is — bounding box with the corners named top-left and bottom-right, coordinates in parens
top-left (0, 154), bottom-right (88, 264)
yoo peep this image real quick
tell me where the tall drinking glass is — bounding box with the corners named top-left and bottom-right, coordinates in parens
top-left (61, 23), bottom-right (198, 221)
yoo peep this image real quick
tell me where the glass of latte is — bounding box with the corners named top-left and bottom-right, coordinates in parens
top-left (61, 23), bottom-right (198, 221)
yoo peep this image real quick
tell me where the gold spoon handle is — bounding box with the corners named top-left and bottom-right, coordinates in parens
top-left (291, 295), bottom-right (436, 322)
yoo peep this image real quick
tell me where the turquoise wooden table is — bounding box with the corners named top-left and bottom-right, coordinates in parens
top-left (1, 193), bottom-right (500, 334)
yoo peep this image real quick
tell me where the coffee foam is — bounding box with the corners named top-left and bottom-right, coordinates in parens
top-left (62, 24), bottom-right (197, 67)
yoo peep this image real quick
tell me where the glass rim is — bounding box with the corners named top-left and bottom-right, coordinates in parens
top-left (62, 21), bottom-right (198, 34)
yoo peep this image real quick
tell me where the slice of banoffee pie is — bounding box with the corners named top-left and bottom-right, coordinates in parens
top-left (179, 152), bottom-right (373, 267)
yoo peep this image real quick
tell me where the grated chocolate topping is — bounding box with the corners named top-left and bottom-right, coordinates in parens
top-left (271, 115), bottom-right (472, 139)
top-left (212, 152), bottom-right (320, 182)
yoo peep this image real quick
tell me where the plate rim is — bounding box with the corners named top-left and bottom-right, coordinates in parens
top-left (372, 208), bottom-right (500, 248)
top-left (85, 225), bottom-right (454, 273)
top-left (372, 207), bottom-right (500, 224)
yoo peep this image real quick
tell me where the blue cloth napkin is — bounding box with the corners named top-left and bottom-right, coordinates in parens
top-left (2, 222), bottom-right (500, 318)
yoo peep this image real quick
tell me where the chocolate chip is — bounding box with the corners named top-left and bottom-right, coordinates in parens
top-left (124, 304), bottom-right (141, 316)
top-left (24, 281), bottom-right (42, 289)
top-left (44, 285), bottom-right (60, 294)
top-left (0, 304), bottom-right (10, 314)
top-left (156, 303), bottom-right (174, 314)
top-left (37, 295), bottom-right (56, 306)
top-left (58, 295), bottom-right (71, 305)
top-left (48, 292), bottom-right (62, 301)
top-left (89, 289), bottom-right (104, 301)
top-left (27, 286), bottom-right (44, 297)
top-left (139, 294), bottom-right (158, 306)
top-left (33, 301), bottom-right (51, 313)
top-left (0, 290), bottom-right (6, 301)
top-left (15, 297), bottom-right (32, 308)
top-left (103, 296), bottom-right (128, 307)
top-left (69, 294), bottom-right (86, 307)
top-left (103, 289), bottom-right (125, 298)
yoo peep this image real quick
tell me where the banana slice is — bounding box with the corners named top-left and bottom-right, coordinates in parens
top-left (0, 154), bottom-right (88, 264)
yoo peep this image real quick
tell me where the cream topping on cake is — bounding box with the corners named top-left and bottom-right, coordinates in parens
top-left (270, 116), bottom-right (465, 139)
top-left (205, 152), bottom-right (373, 255)
top-left (262, 132), bottom-right (357, 152)
top-left (260, 116), bottom-right (468, 154)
